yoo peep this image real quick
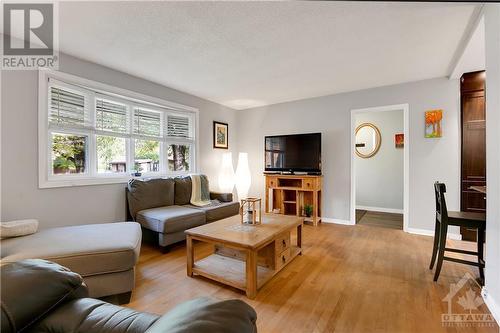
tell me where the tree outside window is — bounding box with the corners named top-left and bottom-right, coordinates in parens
top-left (96, 136), bottom-right (127, 173)
top-left (168, 144), bottom-right (190, 171)
top-left (52, 134), bottom-right (87, 174)
top-left (135, 140), bottom-right (160, 172)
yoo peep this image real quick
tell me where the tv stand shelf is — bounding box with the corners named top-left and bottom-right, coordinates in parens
top-left (264, 174), bottom-right (322, 226)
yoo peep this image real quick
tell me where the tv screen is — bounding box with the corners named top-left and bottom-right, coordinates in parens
top-left (265, 133), bottom-right (321, 173)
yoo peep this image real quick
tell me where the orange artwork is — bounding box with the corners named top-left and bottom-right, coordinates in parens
top-left (395, 133), bottom-right (404, 148)
top-left (425, 109), bottom-right (443, 138)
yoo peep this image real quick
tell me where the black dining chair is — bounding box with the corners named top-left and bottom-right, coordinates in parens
top-left (429, 182), bottom-right (486, 284)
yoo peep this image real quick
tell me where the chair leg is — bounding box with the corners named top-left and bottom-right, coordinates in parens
top-left (429, 220), bottom-right (441, 270)
top-left (477, 227), bottom-right (485, 285)
top-left (433, 223), bottom-right (448, 282)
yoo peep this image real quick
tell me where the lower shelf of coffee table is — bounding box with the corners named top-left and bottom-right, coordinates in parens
top-left (192, 246), bottom-right (301, 291)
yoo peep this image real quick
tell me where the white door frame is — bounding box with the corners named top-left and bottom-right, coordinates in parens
top-left (350, 104), bottom-right (410, 231)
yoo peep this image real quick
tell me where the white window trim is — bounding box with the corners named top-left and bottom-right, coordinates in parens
top-left (38, 69), bottom-right (200, 189)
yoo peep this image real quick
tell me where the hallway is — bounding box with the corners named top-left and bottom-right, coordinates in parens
top-left (356, 210), bottom-right (403, 230)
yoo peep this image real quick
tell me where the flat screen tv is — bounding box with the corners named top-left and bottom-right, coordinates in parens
top-left (264, 133), bottom-right (321, 173)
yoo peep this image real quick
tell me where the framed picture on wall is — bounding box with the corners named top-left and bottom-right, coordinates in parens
top-left (425, 109), bottom-right (443, 138)
top-left (213, 121), bottom-right (228, 149)
top-left (395, 133), bottom-right (404, 148)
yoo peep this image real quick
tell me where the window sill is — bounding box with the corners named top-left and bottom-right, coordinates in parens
top-left (39, 172), bottom-right (189, 189)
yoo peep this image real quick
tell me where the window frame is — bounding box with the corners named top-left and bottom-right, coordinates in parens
top-left (38, 69), bottom-right (199, 188)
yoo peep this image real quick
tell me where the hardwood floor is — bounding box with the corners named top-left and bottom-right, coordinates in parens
top-left (128, 223), bottom-right (498, 333)
top-left (355, 209), bottom-right (368, 223)
top-left (357, 210), bottom-right (404, 230)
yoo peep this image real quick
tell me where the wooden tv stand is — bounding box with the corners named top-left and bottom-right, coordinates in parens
top-left (264, 174), bottom-right (322, 226)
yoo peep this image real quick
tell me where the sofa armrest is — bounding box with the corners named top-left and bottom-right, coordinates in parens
top-left (145, 297), bottom-right (256, 333)
top-left (210, 191), bottom-right (233, 202)
top-left (31, 298), bottom-right (159, 333)
top-left (1, 259), bottom-right (88, 333)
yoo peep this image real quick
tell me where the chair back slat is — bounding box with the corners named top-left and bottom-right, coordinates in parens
top-left (434, 182), bottom-right (448, 223)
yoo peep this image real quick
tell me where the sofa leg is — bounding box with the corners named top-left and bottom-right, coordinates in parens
top-left (160, 245), bottom-right (170, 254)
top-left (116, 291), bottom-right (132, 305)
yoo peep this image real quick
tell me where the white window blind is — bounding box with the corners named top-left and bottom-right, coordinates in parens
top-left (167, 114), bottom-right (190, 138)
top-left (133, 108), bottom-right (161, 138)
top-left (96, 98), bottom-right (128, 134)
top-left (40, 71), bottom-right (198, 188)
top-left (49, 86), bottom-right (89, 128)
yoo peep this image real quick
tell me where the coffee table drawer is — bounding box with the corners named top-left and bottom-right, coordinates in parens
top-left (275, 232), bottom-right (291, 253)
top-left (275, 248), bottom-right (291, 270)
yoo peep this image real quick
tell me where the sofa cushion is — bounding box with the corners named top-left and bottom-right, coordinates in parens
top-left (210, 192), bottom-right (233, 202)
top-left (144, 297), bottom-right (257, 333)
top-left (186, 201), bottom-right (240, 222)
top-left (136, 205), bottom-right (206, 234)
top-left (1, 259), bottom-right (87, 333)
top-left (0, 222), bottom-right (141, 277)
top-left (29, 298), bottom-right (160, 333)
top-left (174, 176), bottom-right (192, 205)
top-left (127, 178), bottom-right (175, 219)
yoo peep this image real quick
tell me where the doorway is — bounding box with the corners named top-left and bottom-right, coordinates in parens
top-left (350, 104), bottom-right (410, 231)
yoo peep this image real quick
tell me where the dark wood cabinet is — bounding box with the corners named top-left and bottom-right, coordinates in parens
top-left (460, 71), bottom-right (486, 241)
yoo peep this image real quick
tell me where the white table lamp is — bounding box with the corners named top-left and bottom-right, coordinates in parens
top-left (235, 152), bottom-right (251, 200)
top-left (218, 152), bottom-right (235, 193)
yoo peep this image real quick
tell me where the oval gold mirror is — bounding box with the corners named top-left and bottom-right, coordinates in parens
top-left (355, 123), bottom-right (381, 158)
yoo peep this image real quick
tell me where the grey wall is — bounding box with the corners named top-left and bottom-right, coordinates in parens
top-left (355, 110), bottom-right (404, 211)
top-left (1, 54), bottom-right (463, 236)
top-left (1, 53), bottom-right (238, 228)
top-left (237, 77), bottom-right (460, 232)
top-left (484, 4), bottom-right (500, 322)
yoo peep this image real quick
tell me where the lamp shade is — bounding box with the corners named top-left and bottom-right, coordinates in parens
top-left (235, 152), bottom-right (251, 200)
top-left (218, 152), bottom-right (235, 193)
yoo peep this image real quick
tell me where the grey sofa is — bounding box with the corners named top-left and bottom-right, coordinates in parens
top-left (0, 222), bottom-right (141, 303)
top-left (1, 259), bottom-right (257, 333)
top-left (127, 176), bottom-right (239, 250)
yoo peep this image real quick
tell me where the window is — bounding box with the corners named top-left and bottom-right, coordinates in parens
top-left (96, 98), bottom-right (128, 134)
top-left (134, 108), bottom-right (161, 137)
top-left (39, 70), bottom-right (198, 188)
top-left (49, 86), bottom-right (89, 128)
top-left (97, 136), bottom-right (127, 174)
top-left (51, 133), bottom-right (88, 175)
top-left (167, 114), bottom-right (190, 138)
top-left (168, 144), bottom-right (191, 171)
top-left (135, 139), bottom-right (160, 173)
top-left (166, 113), bottom-right (193, 172)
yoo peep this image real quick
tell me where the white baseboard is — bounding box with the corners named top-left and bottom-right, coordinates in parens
top-left (356, 205), bottom-right (404, 214)
top-left (321, 219), bottom-right (462, 241)
top-left (405, 227), bottom-right (462, 240)
top-left (321, 217), bottom-right (354, 225)
top-left (482, 287), bottom-right (500, 325)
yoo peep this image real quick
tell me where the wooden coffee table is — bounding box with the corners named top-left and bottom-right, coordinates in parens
top-left (185, 214), bottom-right (303, 299)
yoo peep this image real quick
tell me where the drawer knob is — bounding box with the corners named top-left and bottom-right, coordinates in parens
top-left (282, 240), bottom-right (286, 247)
top-left (282, 255), bottom-right (286, 263)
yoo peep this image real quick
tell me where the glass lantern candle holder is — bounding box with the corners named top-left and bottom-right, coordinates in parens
top-left (240, 198), bottom-right (262, 225)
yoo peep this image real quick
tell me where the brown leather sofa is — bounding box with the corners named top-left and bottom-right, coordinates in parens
top-left (1, 259), bottom-right (257, 333)
top-left (127, 176), bottom-right (239, 250)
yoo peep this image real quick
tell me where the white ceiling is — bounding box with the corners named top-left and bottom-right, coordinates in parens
top-left (51, 2), bottom-right (479, 109)
top-left (450, 16), bottom-right (485, 79)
